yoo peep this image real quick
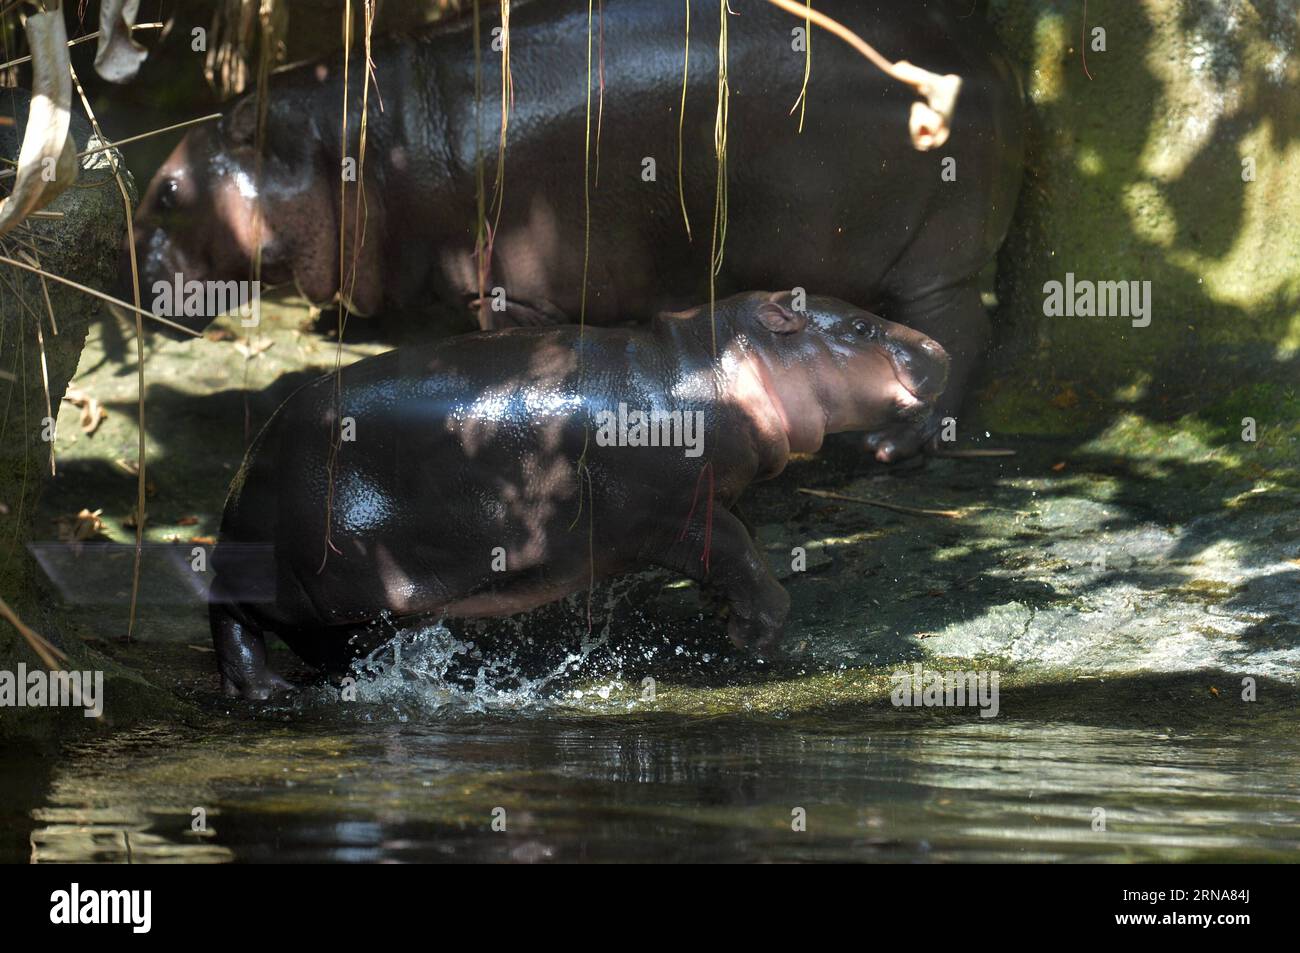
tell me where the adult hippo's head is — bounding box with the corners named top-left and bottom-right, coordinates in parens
top-left (121, 92), bottom-right (382, 336)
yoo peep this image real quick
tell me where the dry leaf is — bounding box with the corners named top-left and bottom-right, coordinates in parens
top-left (95, 0), bottom-right (149, 83)
top-left (55, 507), bottom-right (106, 542)
top-left (62, 385), bottom-right (107, 435)
top-left (0, 10), bottom-right (77, 237)
top-left (1051, 386), bottom-right (1079, 409)
top-left (234, 338), bottom-right (273, 360)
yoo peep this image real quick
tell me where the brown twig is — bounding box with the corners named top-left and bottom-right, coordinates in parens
top-left (930, 447), bottom-right (1017, 459)
top-left (0, 114), bottom-right (222, 181)
top-left (798, 486), bottom-right (964, 519)
top-left (0, 592), bottom-right (67, 670)
top-left (68, 62), bottom-right (147, 642)
top-left (0, 252), bottom-right (199, 336)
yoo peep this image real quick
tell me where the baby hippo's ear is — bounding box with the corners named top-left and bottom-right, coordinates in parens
top-left (755, 299), bottom-right (808, 335)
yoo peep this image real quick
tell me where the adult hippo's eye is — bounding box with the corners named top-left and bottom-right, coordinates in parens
top-left (852, 319), bottom-right (871, 336)
top-left (156, 178), bottom-right (180, 211)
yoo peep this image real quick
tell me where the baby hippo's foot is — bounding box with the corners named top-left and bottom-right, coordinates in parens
top-left (726, 585), bottom-right (791, 655)
top-left (656, 509), bottom-right (792, 658)
top-left (221, 668), bottom-right (294, 701)
top-left (211, 602), bottom-right (295, 701)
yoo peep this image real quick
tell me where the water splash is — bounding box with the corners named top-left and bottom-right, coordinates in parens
top-left (294, 578), bottom-right (728, 719)
top-left (338, 620), bottom-right (613, 717)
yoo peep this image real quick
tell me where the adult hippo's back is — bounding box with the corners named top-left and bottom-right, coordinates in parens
top-left (129, 0), bottom-right (1023, 460)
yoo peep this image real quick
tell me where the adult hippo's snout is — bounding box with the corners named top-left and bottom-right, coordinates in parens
top-left (865, 331), bottom-right (952, 463)
top-left (113, 227), bottom-right (204, 338)
top-left (122, 111), bottom-right (340, 336)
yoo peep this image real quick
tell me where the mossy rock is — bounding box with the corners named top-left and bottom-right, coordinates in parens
top-left (981, 0), bottom-right (1300, 447)
top-left (0, 91), bottom-right (191, 740)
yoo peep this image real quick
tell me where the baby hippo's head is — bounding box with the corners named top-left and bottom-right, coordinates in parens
top-left (721, 291), bottom-right (949, 454)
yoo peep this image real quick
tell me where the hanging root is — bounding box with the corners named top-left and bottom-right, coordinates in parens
top-left (490, 0), bottom-right (512, 230)
top-left (471, 0), bottom-right (490, 328)
top-left (788, 0), bottom-right (811, 131)
top-left (708, 0), bottom-right (731, 356)
top-left (676, 0), bottom-right (692, 239)
top-left (579, 0), bottom-right (594, 332)
top-left (763, 0), bottom-right (962, 151)
top-left (1080, 0), bottom-right (1093, 80)
top-left (321, 0), bottom-right (362, 572)
top-left (345, 0), bottom-right (376, 305)
top-left (203, 0), bottom-right (287, 97)
top-left (593, 0), bottom-right (605, 188)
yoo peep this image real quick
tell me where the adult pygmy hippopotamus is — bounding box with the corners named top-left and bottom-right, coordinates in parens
top-left (129, 0), bottom-right (1022, 462)
top-left (210, 292), bottom-right (949, 699)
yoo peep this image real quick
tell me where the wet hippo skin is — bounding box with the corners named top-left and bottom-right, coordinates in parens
top-left (128, 0), bottom-right (1023, 461)
top-left (209, 292), bottom-right (949, 699)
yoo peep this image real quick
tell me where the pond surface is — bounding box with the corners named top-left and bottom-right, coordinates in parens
top-left (7, 652), bottom-right (1299, 863)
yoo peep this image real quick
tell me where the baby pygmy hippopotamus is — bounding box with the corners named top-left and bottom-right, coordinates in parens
top-left (209, 292), bottom-right (949, 699)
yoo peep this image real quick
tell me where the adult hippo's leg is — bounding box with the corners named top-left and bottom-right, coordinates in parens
top-left (653, 508), bottom-right (791, 653)
top-left (864, 280), bottom-right (990, 463)
top-left (469, 296), bottom-right (570, 330)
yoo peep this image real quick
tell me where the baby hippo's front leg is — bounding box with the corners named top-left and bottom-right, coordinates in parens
top-left (655, 508), bottom-right (790, 652)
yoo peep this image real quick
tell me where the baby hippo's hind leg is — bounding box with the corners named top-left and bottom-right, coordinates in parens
top-left (210, 598), bottom-right (293, 700)
top-left (654, 508), bottom-right (790, 653)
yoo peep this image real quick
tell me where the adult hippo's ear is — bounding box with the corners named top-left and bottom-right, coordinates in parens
top-left (754, 299), bottom-right (808, 335)
top-left (223, 96), bottom-right (260, 147)
top-left (228, 96), bottom-right (311, 159)
top-left (220, 95), bottom-right (385, 315)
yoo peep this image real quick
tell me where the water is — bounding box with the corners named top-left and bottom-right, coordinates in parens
top-left (6, 625), bottom-right (1299, 863)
